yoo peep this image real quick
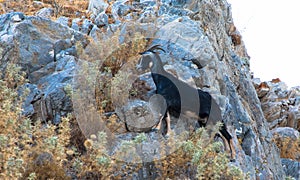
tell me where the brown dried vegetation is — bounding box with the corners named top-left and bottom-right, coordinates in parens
top-left (0, 0), bottom-right (90, 19)
top-left (273, 135), bottom-right (300, 161)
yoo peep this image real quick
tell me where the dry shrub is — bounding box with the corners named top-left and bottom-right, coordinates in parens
top-left (20, 116), bottom-right (72, 179)
top-left (274, 136), bottom-right (300, 160)
top-left (46, 0), bottom-right (90, 18)
top-left (22, 152), bottom-right (70, 180)
top-left (129, 78), bottom-right (152, 101)
top-left (0, 0), bottom-right (38, 15)
top-left (75, 132), bottom-right (112, 179)
top-left (0, 63), bottom-right (74, 179)
top-left (74, 33), bottom-right (149, 136)
top-left (0, 63), bottom-right (29, 178)
top-left (0, 0), bottom-right (90, 19)
top-left (100, 33), bottom-right (148, 76)
top-left (69, 115), bottom-right (87, 154)
top-left (105, 113), bottom-right (127, 134)
top-left (154, 126), bottom-right (245, 180)
top-left (90, 31), bottom-right (148, 113)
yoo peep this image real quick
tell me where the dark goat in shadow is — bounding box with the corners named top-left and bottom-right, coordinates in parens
top-left (136, 45), bottom-right (236, 160)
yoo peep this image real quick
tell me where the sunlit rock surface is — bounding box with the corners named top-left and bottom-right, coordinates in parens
top-left (1, 0), bottom-right (297, 179)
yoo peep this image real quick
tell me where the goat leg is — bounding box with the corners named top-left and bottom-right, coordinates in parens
top-left (220, 134), bottom-right (236, 162)
top-left (153, 113), bottom-right (164, 132)
top-left (165, 111), bottom-right (172, 137)
top-left (229, 139), bottom-right (236, 162)
top-left (219, 133), bottom-right (231, 155)
top-left (219, 124), bottom-right (236, 162)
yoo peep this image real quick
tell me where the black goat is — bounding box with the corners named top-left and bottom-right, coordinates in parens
top-left (136, 45), bottom-right (236, 160)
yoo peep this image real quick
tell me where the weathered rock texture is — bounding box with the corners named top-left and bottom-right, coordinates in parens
top-left (281, 158), bottom-right (300, 179)
top-left (254, 78), bottom-right (300, 179)
top-left (0, 12), bottom-right (88, 124)
top-left (1, 0), bottom-right (297, 179)
top-left (253, 78), bottom-right (300, 131)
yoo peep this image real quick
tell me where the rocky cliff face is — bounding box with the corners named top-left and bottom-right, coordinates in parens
top-left (1, 0), bottom-right (298, 179)
top-left (253, 78), bottom-right (299, 131)
top-left (253, 78), bottom-right (300, 179)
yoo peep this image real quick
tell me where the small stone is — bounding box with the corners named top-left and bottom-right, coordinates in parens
top-left (94, 12), bottom-right (109, 27)
top-left (11, 14), bottom-right (25, 22)
top-left (36, 8), bottom-right (54, 18)
top-left (90, 134), bottom-right (97, 140)
top-left (66, 149), bottom-right (74, 156)
top-left (84, 139), bottom-right (93, 149)
top-left (33, 1), bottom-right (44, 8)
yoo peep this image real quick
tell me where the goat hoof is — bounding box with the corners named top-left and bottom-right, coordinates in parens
top-left (230, 159), bottom-right (236, 162)
top-left (165, 133), bottom-right (170, 139)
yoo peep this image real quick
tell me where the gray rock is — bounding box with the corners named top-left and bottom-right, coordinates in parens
top-left (56, 16), bottom-right (69, 27)
top-left (281, 158), bottom-right (300, 179)
top-left (155, 17), bottom-right (218, 69)
top-left (116, 99), bottom-right (161, 132)
top-left (33, 1), bottom-right (44, 8)
top-left (94, 12), bottom-right (109, 27)
top-left (81, 19), bottom-right (94, 35)
top-left (0, 13), bottom-right (85, 124)
top-left (11, 12), bottom-right (25, 22)
top-left (19, 83), bottom-right (42, 117)
top-left (88, 0), bottom-right (109, 18)
top-left (295, 96), bottom-right (300, 106)
top-left (53, 38), bottom-right (74, 61)
top-left (55, 55), bottom-right (76, 72)
top-left (36, 8), bottom-right (54, 18)
top-left (56, 16), bottom-right (96, 35)
top-left (272, 127), bottom-right (299, 139)
top-left (169, 0), bottom-right (191, 7)
top-left (158, 4), bottom-right (191, 17)
top-left (70, 18), bottom-right (81, 31)
top-left (112, 0), bottom-right (133, 18)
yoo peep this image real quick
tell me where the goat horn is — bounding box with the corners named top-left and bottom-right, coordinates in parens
top-left (148, 44), bottom-right (166, 53)
top-left (140, 44), bottom-right (166, 54)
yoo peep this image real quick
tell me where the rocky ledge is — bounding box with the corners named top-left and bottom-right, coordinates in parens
top-left (1, 0), bottom-right (299, 179)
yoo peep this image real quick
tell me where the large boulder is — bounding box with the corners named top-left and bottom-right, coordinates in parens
top-left (0, 12), bottom-right (87, 124)
top-left (116, 99), bottom-right (162, 132)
